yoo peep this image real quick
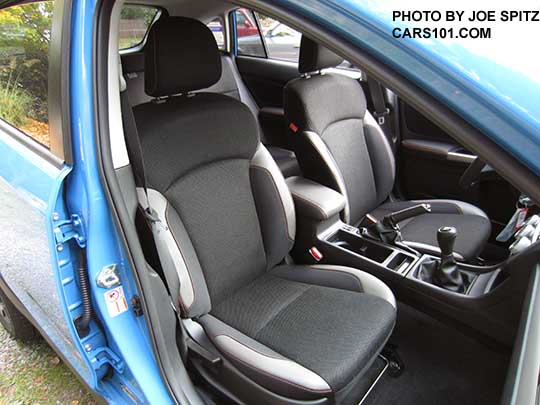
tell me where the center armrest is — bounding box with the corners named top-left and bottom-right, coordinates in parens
top-left (286, 176), bottom-right (346, 220)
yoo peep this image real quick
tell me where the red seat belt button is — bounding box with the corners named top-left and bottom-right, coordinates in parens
top-left (309, 247), bottom-right (323, 262)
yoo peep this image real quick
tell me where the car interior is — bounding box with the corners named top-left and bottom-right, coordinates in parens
top-left (97, 1), bottom-right (540, 404)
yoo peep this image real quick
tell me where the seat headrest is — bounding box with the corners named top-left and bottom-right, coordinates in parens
top-left (298, 35), bottom-right (343, 74)
top-left (144, 16), bottom-right (222, 97)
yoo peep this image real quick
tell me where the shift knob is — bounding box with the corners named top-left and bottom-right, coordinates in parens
top-left (437, 226), bottom-right (457, 258)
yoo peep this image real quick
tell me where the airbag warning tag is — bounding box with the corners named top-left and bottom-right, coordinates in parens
top-left (104, 286), bottom-right (129, 318)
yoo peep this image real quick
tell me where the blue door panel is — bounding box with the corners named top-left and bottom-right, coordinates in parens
top-left (0, 128), bottom-right (91, 383)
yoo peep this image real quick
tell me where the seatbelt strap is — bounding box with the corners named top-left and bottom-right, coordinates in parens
top-left (366, 75), bottom-right (390, 127)
top-left (120, 90), bottom-right (221, 368)
top-left (120, 90), bottom-right (180, 315)
top-left (120, 91), bottom-right (160, 224)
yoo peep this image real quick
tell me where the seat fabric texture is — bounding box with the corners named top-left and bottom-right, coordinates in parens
top-left (130, 16), bottom-right (396, 403)
top-left (207, 268), bottom-right (395, 393)
top-left (284, 35), bottom-right (491, 261)
top-left (369, 200), bottom-right (492, 260)
top-left (121, 49), bottom-right (301, 177)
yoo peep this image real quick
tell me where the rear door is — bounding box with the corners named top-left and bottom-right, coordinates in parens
top-left (397, 101), bottom-right (520, 237)
top-left (0, 0), bottom-right (93, 385)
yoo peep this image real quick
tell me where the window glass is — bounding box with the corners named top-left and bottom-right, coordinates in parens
top-left (0, 1), bottom-right (54, 147)
top-left (208, 18), bottom-right (225, 50)
top-left (119, 5), bottom-right (159, 50)
top-left (255, 12), bottom-right (301, 62)
top-left (235, 8), bottom-right (265, 57)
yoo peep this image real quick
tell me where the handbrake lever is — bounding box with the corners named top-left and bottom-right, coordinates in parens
top-left (383, 203), bottom-right (432, 228)
top-left (364, 203), bottom-right (431, 244)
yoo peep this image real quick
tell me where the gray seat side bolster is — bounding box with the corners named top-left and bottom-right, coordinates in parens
top-left (363, 111), bottom-right (396, 205)
top-left (306, 265), bottom-right (396, 308)
top-left (140, 188), bottom-right (211, 317)
top-left (250, 144), bottom-right (296, 268)
top-left (302, 130), bottom-right (351, 223)
top-left (271, 264), bottom-right (396, 308)
top-left (199, 315), bottom-right (332, 397)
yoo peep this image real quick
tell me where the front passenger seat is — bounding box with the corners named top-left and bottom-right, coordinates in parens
top-left (284, 36), bottom-right (491, 262)
top-left (130, 17), bottom-right (396, 404)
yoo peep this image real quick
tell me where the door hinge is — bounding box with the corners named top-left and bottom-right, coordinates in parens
top-left (87, 345), bottom-right (125, 375)
top-left (53, 213), bottom-right (86, 250)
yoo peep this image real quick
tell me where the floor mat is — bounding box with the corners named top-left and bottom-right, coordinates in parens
top-left (365, 303), bottom-right (509, 405)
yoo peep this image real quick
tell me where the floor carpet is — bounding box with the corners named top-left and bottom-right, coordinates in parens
top-left (365, 303), bottom-right (510, 405)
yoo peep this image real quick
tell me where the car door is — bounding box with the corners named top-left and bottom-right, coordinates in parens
top-left (397, 101), bottom-right (520, 237)
top-left (0, 2), bottom-right (175, 403)
top-left (0, 0), bottom-right (94, 385)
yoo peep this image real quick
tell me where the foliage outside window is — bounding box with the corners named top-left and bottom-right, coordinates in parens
top-left (0, 1), bottom-right (53, 148)
top-left (119, 5), bottom-right (159, 50)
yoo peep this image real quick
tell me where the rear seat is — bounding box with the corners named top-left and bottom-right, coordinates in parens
top-left (121, 51), bottom-right (301, 177)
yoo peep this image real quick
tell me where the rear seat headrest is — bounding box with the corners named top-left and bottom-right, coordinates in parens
top-left (299, 35), bottom-right (343, 74)
top-left (144, 16), bottom-right (222, 97)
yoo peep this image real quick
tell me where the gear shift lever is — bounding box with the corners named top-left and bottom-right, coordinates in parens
top-left (438, 226), bottom-right (457, 261)
top-left (417, 226), bottom-right (466, 293)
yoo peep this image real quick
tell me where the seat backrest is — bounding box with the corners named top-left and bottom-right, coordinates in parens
top-left (130, 16), bottom-right (295, 317)
top-left (122, 52), bottom-right (258, 113)
top-left (284, 36), bottom-right (395, 225)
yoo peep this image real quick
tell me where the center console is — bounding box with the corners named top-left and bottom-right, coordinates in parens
top-left (287, 176), bottom-right (539, 346)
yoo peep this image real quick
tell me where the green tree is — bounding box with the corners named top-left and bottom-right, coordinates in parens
top-left (0, 2), bottom-right (53, 123)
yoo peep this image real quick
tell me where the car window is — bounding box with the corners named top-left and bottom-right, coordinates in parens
top-left (208, 18), bottom-right (225, 50)
top-left (255, 13), bottom-right (301, 62)
top-left (119, 5), bottom-right (159, 50)
top-left (234, 9), bottom-right (301, 62)
top-left (0, 1), bottom-right (54, 148)
top-left (234, 8), bottom-right (265, 58)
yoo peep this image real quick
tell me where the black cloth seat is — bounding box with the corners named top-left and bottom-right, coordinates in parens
top-left (120, 51), bottom-right (300, 177)
top-left (284, 36), bottom-right (491, 261)
top-left (369, 199), bottom-right (491, 260)
top-left (203, 266), bottom-right (395, 400)
top-left (128, 17), bottom-right (396, 404)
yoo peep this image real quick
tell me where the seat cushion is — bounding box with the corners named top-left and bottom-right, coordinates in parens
top-left (369, 199), bottom-right (491, 261)
top-left (203, 266), bottom-right (396, 399)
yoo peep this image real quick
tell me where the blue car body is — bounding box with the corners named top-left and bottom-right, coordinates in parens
top-left (0, 0), bottom-right (538, 403)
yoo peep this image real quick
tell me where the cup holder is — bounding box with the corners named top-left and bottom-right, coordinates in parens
top-left (330, 230), bottom-right (393, 263)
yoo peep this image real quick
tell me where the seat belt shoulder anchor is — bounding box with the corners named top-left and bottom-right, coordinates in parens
top-left (373, 107), bottom-right (390, 125)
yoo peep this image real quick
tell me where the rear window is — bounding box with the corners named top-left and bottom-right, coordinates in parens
top-left (119, 5), bottom-right (159, 50)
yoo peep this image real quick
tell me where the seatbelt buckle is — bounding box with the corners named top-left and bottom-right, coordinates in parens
top-left (309, 247), bottom-right (323, 262)
top-left (373, 108), bottom-right (390, 125)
